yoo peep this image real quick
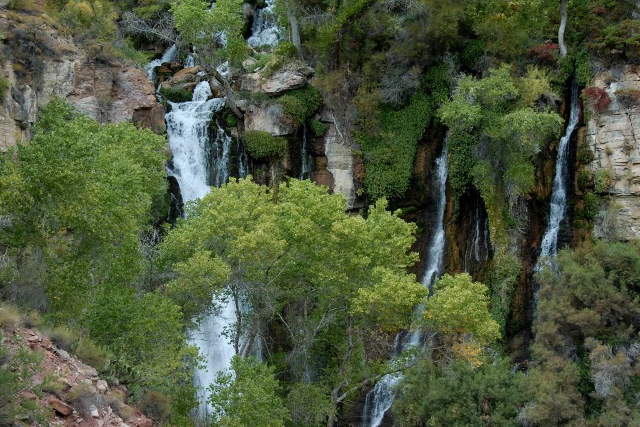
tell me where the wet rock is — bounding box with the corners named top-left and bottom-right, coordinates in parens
top-left (240, 62), bottom-right (314, 95)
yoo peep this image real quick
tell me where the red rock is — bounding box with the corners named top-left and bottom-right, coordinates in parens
top-left (48, 396), bottom-right (72, 416)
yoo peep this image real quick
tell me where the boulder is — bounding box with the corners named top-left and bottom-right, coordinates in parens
top-left (48, 396), bottom-right (72, 417)
top-left (133, 104), bottom-right (167, 134)
top-left (244, 103), bottom-right (296, 136)
top-left (240, 62), bottom-right (314, 95)
top-left (166, 65), bottom-right (202, 86)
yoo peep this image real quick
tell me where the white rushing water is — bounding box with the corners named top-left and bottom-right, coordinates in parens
top-left (166, 82), bottom-right (224, 202)
top-left (163, 81), bottom-right (239, 418)
top-left (464, 204), bottom-right (489, 272)
top-left (144, 44), bottom-right (177, 82)
top-left (536, 84), bottom-right (580, 270)
top-left (300, 126), bottom-right (312, 179)
top-left (247, 0), bottom-right (281, 48)
top-left (363, 147), bottom-right (449, 427)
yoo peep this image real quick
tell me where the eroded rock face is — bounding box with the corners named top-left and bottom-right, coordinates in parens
top-left (323, 120), bottom-right (357, 209)
top-left (587, 65), bottom-right (640, 240)
top-left (240, 62), bottom-right (314, 95)
top-left (0, 9), bottom-right (165, 151)
top-left (244, 103), bottom-right (296, 135)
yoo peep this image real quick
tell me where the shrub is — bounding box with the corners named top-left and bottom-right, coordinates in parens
top-left (310, 119), bottom-right (328, 137)
top-left (67, 383), bottom-right (100, 418)
top-left (75, 337), bottom-right (108, 371)
top-left (0, 76), bottom-right (9, 99)
top-left (278, 86), bottom-right (323, 125)
top-left (583, 87), bottom-right (611, 112)
top-left (7, 0), bottom-right (36, 11)
top-left (0, 305), bottom-right (21, 330)
top-left (159, 86), bottom-right (193, 103)
top-left (139, 390), bottom-right (171, 422)
top-left (244, 131), bottom-right (288, 159)
top-left (528, 42), bottom-right (559, 65)
top-left (49, 326), bottom-right (79, 352)
top-left (22, 311), bottom-right (42, 328)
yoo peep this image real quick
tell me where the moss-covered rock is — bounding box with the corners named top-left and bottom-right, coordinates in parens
top-left (245, 130), bottom-right (288, 159)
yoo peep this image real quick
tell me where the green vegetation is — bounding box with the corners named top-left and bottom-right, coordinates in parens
top-left (159, 85), bottom-right (193, 103)
top-left (277, 86), bottom-right (323, 125)
top-left (439, 65), bottom-right (563, 242)
top-left (0, 76), bottom-right (9, 99)
top-left (244, 131), bottom-right (288, 159)
top-left (522, 241), bottom-right (640, 425)
top-left (209, 356), bottom-right (289, 427)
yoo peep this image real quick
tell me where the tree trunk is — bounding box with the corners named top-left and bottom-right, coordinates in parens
top-left (558, 0), bottom-right (568, 58)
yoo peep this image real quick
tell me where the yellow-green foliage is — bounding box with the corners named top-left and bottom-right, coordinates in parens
top-left (75, 337), bottom-right (108, 371)
top-left (48, 326), bottom-right (80, 352)
top-left (425, 273), bottom-right (500, 345)
top-left (244, 131), bottom-right (288, 159)
top-left (0, 76), bottom-right (9, 99)
top-left (0, 305), bottom-right (21, 330)
top-left (139, 391), bottom-right (171, 423)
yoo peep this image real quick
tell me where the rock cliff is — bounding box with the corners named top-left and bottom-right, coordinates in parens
top-left (0, 8), bottom-right (165, 151)
top-left (587, 65), bottom-right (640, 240)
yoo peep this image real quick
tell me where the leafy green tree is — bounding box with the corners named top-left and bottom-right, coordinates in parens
top-left (0, 99), bottom-right (166, 320)
top-left (172, 0), bottom-right (247, 67)
top-left (522, 241), bottom-right (640, 425)
top-left (393, 357), bottom-right (526, 426)
top-left (209, 356), bottom-right (289, 427)
top-left (159, 178), bottom-right (425, 423)
top-left (439, 65), bottom-right (563, 243)
top-left (426, 273), bottom-right (500, 346)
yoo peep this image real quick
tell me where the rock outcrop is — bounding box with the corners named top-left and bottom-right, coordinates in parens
top-left (587, 65), bottom-right (640, 240)
top-left (2, 326), bottom-right (152, 427)
top-left (240, 62), bottom-right (313, 95)
top-left (0, 9), bottom-right (165, 151)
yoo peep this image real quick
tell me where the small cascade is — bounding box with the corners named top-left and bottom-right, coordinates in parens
top-left (247, 0), bottom-right (280, 48)
top-left (210, 123), bottom-right (233, 187)
top-left (300, 126), bottom-right (312, 179)
top-left (363, 147), bottom-right (449, 427)
top-left (184, 53), bottom-right (196, 68)
top-left (464, 204), bottom-right (490, 273)
top-left (536, 84), bottom-right (580, 270)
top-left (165, 82), bottom-right (225, 203)
top-left (238, 141), bottom-right (249, 178)
top-left (144, 44), bottom-right (177, 82)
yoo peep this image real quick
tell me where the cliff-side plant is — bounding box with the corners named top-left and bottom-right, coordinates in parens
top-left (278, 86), bottom-right (323, 125)
top-left (244, 130), bottom-right (288, 159)
top-left (158, 85), bottom-right (192, 103)
top-left (0, 76), bottom-right (9, 99)
top-left (583, 87), bottom-right (612, 112)
top-left (310, 119), bottom-right (328, 137)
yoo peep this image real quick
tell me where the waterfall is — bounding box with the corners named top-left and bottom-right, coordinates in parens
top-left (536, 84), bottom-right (580, 270)
top-left (464, 204), bottom-right (489, 272)
top-left (163, 80), bottom-right (238, 418)
top-left (144, 44), bottom-right (177, 82)
top-left (166, 82), bottom-right (224, 202)
top-left (300, 126), bottom-right (312, 179)
top-left (247, 0), bottom-right (281, 48)
top-left (362, 147), bottom-right (449, 427)
top-left (211, 123), bottom-right (233, 187)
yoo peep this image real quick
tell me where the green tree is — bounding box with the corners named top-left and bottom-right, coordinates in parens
top-left (209, 356), bottom-right (289, 427)
top-left (158, 178), bottom-right (425, 423)
top-left (426, 273), bottom-right (500, 346)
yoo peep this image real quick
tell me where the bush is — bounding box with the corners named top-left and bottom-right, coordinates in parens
top-left (159, 86), bottom-right (193, 103)
top-left (278, 86), bottom-right (323, 125)
top-left (139, 390), bottom-right (170, 422)
top-left (75, 337), bottom-right (108, 371)
top-left (0, 305), bottom-right (21, 330)
top-left (7, 0), bottom-right (36, 11)
top-left (67, 383), bottom-right (100, 418)
top-left (310, 119), bottom-right (328, 137)
top-left (48, 326), bottom-right (79, 352)
top-left (244, 131), bottom-right (288, 159)
top-left (0, 76), bottom-right (9, 99)
top-left (583, 87), bottom-right (612, 112)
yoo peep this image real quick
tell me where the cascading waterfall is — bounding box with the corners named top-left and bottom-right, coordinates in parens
top-left (464, 205), bottom-right (489, 272)
top-left (166, 82), bottom-right (225, 202)
top-left (163, 80), bottom-right (238, 418)
top-left (300, 126), bottom-right (312, 179)
top-left (247, 0), bottom-right (281, 48)
top-left (144, 44), bottom-right (177, 82)
top-left (536, 84), bottom-right (580, 270)
top-left (362, 147), bottom-right (449, 427)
